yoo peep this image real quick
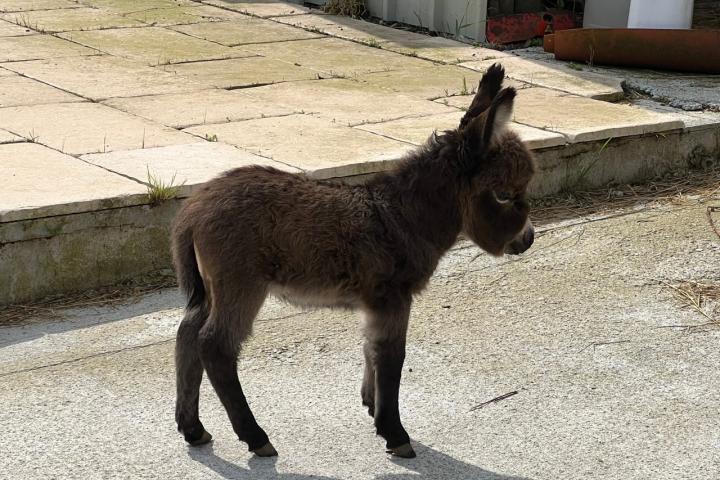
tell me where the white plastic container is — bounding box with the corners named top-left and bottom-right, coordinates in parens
top-left (627, 0), bottom-right (694, 29)
top-left (583, 0), bottom-right (632, 28)
top-left (364, 0), bottom-right (489, 42)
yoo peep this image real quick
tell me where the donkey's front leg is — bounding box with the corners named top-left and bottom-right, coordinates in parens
top-left (365, 298), bottom-right (415, 458)
top-left (361, 341), bottom-right (376, 417)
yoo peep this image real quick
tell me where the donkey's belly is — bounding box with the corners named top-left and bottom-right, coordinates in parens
top-left (268, 283), bottom-right (360, 310)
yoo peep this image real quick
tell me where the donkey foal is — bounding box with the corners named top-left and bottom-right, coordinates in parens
top-left (172, 64), bottom-right (537, 459)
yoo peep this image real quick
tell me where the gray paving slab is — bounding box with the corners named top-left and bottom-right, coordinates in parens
top-left (461, 56), bottom-right (626, 102)
top-left (183, 114), bottom-right (414, 178)
top-left (0, 0), bottom-right (82, 12)
top-left (103, 89), bottom-right (296, 129)
top-left (160, 56), bottom-right (318, 89)
top-left (77, 0), bottom-right (196, 12)
top-left (245, 37), bottom-right (431, 77)
top-left (0, 7), bottom-right (145, 33)
top-left (444, 87), bottom-right (685, 143)
top-left (380, 36), bottom-right (511, 64)
top-left (272, 12), bottom-right (425, 44)
top-left (511, 46), bottom-right (720, 113)
top-left (0, 142), bottom-right (147, 222)
top-left (0, 127), bottom-right (22, 143)
top-left (0, 102), bottom-right (196, 155)
top-left (511, 88), bottom-right (685, 143)
top-left (356, 111), bottom-right (566, 150)
top-left (356, 64), bottom-right (487, 100)
top-left (0, 18), bottom-right (33, 36)
top-left (171, 16), bottom-right (322, 46)
top-left (0, 33), bottom-right (99, 62)
top-left (0, 72), bottom-right (84, 107)
top-left (1, 198), bottom-right (718, 479)
top-left (82, 142), bottom-right (300, 197)
top-left (273, 13), bottom-right (510, 64)
top-left (631, 99), bottom-right (720, 131)
top-left (2, 55), bottom-right (209, 101)
top-left (238, 78), bottom-right (458, 126)
top-left (58, 26), bottom-right (254, 66)
top-left (200, 0), bottom-right (311, 17)
top-left (124, 4), bottom-right (249, 26)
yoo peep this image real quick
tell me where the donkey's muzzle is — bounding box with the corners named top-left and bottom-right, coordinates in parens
top-left (504, 223), bottom-right (534, 255)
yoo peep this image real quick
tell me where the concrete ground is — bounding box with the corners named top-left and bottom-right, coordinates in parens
top-left (2, 188), bottom-right (719, 479)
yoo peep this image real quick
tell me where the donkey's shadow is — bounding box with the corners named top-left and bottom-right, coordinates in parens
top-left (187, 444), bottom-right (337, 480)
top-left (382, 441), bottom-right (531, 480)
top-left (188, 441), bottom-right (531, 480)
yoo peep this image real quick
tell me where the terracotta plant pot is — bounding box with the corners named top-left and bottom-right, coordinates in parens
top-left (545, 28), bottom-right (720, 74)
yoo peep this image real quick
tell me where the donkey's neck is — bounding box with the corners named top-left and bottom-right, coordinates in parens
top-left (369, 134), bottom-right (464, 254)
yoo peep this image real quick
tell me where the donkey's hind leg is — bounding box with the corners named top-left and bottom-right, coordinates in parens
top-left (198, 285), bottom-right (277, 456)
top-left (176, 304), bottom-right (212, 446)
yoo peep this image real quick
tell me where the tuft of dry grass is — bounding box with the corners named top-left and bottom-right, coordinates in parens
top-left (662, 280), bottom-right (720, 330)
top-left (532, 167), bottom-right (720, 226)
top-left (324, 0), bottom-right (366, 18)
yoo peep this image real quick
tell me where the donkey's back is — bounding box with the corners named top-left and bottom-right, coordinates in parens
top-left (173, 166), bottom-right (400, 310)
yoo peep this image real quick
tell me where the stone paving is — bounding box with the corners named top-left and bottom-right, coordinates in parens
top-left (1, 0), bottom-right (718, 221)
top-left (1, 0), bottom-right (720, 302)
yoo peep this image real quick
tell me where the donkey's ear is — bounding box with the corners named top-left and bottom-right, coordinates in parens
top-left (459, 63), bottom-right (505, 129)
top-left (464, 86), bottom-right (516, 152)
top-left (482, 86), bottom-right (516, 145)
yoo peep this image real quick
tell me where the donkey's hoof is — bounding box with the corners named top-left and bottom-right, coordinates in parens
top-left (252, 441), bottom-right (278, 457)
top-left (188, 430), bottom-right (213, 447)
top-left (387, 443), bottom-right (416, 458)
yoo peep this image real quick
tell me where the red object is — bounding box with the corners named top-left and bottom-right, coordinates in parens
top-left (546, 28), bottom-right (720, 74)
top-left (486, 11), bottom-right (577, 44)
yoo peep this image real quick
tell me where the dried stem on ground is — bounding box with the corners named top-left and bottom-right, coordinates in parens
top-left (661, 280), bottom-right (720, 330)
top-left (324, 0), bottom-right (366, 18)
top-left (0, 276), bottom-right (176, 326)
top-left (532, 168), bottom-right (720, 226)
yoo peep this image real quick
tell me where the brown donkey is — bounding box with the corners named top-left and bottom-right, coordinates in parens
top-left (172, 64), bottom-right (537, 459)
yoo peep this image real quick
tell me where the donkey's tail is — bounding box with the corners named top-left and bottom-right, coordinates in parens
top-left (172, 223), bottom-right (206, 310)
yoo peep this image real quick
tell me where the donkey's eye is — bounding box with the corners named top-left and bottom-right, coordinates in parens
top-left (493, 191), bottom-right (514, 204)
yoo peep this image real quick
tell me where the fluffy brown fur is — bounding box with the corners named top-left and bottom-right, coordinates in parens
top-left (171, 64), bottom-right (537, 459)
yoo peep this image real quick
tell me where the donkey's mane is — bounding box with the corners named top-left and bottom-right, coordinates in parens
top-left (373, 129), bottom-right (465, 194)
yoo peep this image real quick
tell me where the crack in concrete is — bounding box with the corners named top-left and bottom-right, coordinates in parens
top-left (0, 311), bottom-right (307, 377)
top-left (0, 6), bottom-right (83, 14)
top-left (180, 111), bottom-right (299, 130)
top-left (0, 338), bottom-right (174, 378)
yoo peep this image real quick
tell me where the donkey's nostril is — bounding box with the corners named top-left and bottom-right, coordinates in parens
top-left (524, 226), bottom-right (535, 248)
top-left (504, 224), bottom-right (534, 255)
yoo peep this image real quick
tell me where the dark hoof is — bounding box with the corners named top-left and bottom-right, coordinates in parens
top-left (252, 441), bottom-right (278, 457)
top-left (387, 443), bottom-right (416, 458)
top-left (188, 429), bottom-right (213, 447)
